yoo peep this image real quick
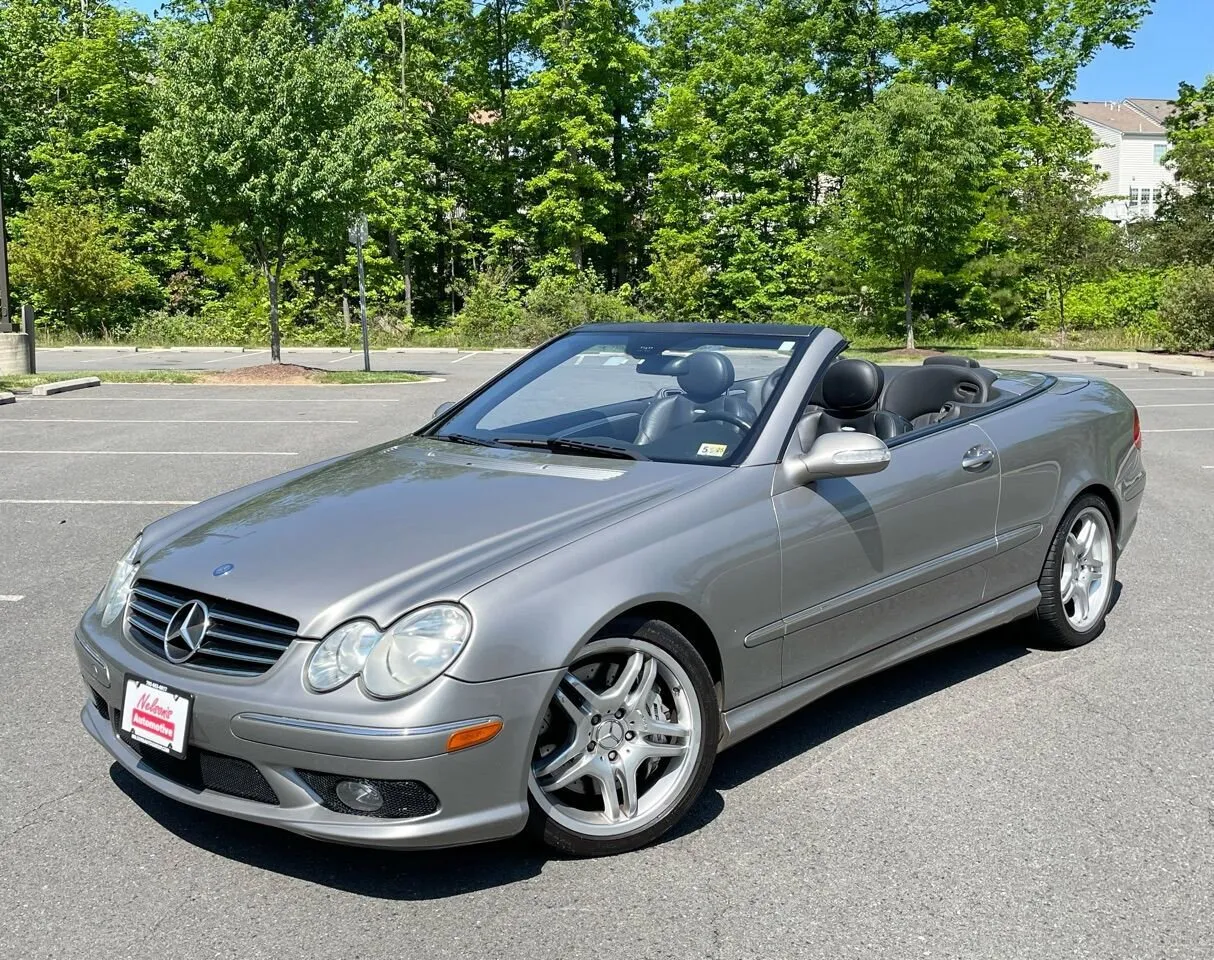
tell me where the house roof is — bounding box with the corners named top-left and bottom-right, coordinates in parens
top-left (1126, 98), bottom-right (1177, 125)
top-left (1071, 100), bottom-right (1168, 135)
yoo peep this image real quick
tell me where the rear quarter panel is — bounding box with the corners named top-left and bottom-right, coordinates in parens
top-left (978, 375), bottom-right (1145, 599)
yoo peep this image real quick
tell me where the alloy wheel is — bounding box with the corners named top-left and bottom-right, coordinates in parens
top-left (529, 638), bottom-right (703, 839)
top-left (1059, 505), bottom-right (1113, 631)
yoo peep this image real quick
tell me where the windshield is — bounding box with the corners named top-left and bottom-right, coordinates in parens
top-left (428, 330), bottom-right (807, 464)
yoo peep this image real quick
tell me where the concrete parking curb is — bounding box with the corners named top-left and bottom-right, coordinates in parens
top-left (492, 348), bottom-right (530, 355)
top-left (1147, 363), bottom-right (1206, 377)
top-left (170, 346), bottom-right (242, 354)
top-left (383, 347), bottom-right (459, 354)
top-left (1091, 358), bottom-right (1141, 370)
top-left (31, 377), bottom-right (101, 396)
top-left (0, 391), bottom-right (15, 405)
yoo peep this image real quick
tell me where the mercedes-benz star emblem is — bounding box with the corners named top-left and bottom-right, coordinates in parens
top-left (163, 600), bottom-right (210, 664)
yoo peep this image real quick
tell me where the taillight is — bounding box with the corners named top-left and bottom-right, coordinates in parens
top-left (1132, 406), bottom-right (1142, 450)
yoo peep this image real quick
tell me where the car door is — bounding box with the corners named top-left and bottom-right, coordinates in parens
top-left (774, 422), bottom-right (1001, 686)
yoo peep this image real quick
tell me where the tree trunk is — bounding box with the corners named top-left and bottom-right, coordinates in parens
top-left (265, 261), bottom-right (282, 363)
top-left (404, 250), bottom-right (413, 321)
top-left (902, 270), bottom-right (915, 351)
top-left (1056, 274), bottom-right (1067, 340)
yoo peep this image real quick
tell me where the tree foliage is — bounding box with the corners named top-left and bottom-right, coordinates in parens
top-left (0, 0), bottom-right (1179, 349)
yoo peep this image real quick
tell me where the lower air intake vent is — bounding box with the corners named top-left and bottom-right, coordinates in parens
top-left (295, 770), bottom-right (439, 819)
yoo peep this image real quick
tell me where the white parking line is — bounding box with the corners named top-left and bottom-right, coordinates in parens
top-left (0, 594), bottom-right (24, 602)
top-left (0, 499), bottom-right (197, 506)
top-left (1119, 387), bottom-right (1214, 392)
top-left (1142, 427), bottom-right (1214, 433)
top-left (0, 418), bottom-right (358, 424)
top-left (1136, 403), bottom-right (1214, 408)
top-left (205, 350), bottom-right (268, 364)
top-left (450, 352), bottom-right (478, 363)
top-left (0, 449), bottom-right (299, 456)
top-left (326, 354), bottom-right (361, 364)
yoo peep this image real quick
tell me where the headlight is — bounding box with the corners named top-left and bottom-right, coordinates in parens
top-left (99, 536), bottom-right (141, 627)
top-left (305, 604), bottom-right (471, 698)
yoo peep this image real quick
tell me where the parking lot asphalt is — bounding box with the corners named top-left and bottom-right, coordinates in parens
top-left (1, 356), bottom-right (1211, 960)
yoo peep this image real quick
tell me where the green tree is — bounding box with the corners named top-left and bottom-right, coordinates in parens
top-left (8, 200), bottom-right (156, 332)
top-left (1011, 161), bottom-right (1118, 337)
top-left (1150, 76), bottom-right (1214, 267)
top-left (834, 83), bottom-right (996, 348)
top-left (139, 5), bottom-right (387, 361)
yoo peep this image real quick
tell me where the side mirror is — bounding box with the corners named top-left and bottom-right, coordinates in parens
top-left (432, 401), bottom-right (456, 418)
top-left (785, 431), bottom-right (891, 485)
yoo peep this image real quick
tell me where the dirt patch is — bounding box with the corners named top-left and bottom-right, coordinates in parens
top-left (204, 363), bottom-right (325, 384)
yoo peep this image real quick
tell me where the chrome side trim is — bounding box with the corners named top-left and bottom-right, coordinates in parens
top-left (995, 522), bottom-right (1043, 553)
top-left (743, 620), bottom-right (786, 649)
top-left (719, 584), bottom-right (1041, 750)
top-left (233, 712), bottom-right (503, 740)
top-left (783, 535), bottom-right (999, 633)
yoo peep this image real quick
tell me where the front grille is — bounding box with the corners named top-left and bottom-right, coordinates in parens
top-left (125, 579), bottom-right (299, 676)
top-left (295, 770), bottom-right (439, 819)
top-left (116, 714), bottom-right (279, 804)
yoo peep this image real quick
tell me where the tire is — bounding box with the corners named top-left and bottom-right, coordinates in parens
top-left (526, 618), bottom-right (719, 857)
top-left (1035, 493), bottom-right (1118, 649)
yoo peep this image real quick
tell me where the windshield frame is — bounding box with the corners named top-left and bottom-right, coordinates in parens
top-left (418, 325), bottom-right (820, 467)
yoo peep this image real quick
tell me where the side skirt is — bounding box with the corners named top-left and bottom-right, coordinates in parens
top-left (717, 584), bottom-right (1042, 751)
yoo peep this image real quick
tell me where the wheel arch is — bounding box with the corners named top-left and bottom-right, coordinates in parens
top-left (1072, 482), bottom-right (1120, 534)
top-left (598, 601), bottom-right (724, 692)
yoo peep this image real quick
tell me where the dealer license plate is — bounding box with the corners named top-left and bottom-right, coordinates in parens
top-left (120, 677), bottom-right (192, 758)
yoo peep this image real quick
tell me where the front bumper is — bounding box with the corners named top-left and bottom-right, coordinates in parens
top-left (75, 615), bottom-right (560, 849)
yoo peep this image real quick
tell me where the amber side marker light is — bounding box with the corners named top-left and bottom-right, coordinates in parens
top-left (446, 719), bottom-right (504, 753)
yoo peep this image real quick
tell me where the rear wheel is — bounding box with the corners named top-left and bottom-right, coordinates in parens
top-left (526, 619), bottom-right (718, 856)
top-left (1035, 494), bottom-right (1117, 648)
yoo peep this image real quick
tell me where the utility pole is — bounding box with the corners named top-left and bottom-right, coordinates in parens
top-left (348, 215), bottom-right (371, 373)
top-left (0, 157), bottom-right (11, 333)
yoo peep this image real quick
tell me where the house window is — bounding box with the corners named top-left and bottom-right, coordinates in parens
top-left (1154, 143), bottom-right (1167, 164)
top-left (1129, 187), bottom-right (1142, 207)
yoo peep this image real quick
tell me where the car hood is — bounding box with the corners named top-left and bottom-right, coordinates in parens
top-left (138, 437), bottom-right (722, 637)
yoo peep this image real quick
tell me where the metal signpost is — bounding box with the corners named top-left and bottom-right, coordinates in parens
top-left (348, 215), bottom-right (371, 373)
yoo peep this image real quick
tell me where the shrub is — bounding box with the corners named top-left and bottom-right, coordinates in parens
top-left (1158, 266), bottom-right (1214, 352)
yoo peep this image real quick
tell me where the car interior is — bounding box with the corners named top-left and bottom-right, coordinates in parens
top-left (452, 343), bottom-right (1037, 464)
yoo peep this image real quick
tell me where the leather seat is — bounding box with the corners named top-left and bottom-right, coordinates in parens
top-left (878, 364), bottom-right (990, 426)
top-left (635, 351), bottom-right (754, 445)
top-left (806, 358), bottom-right (911, 442)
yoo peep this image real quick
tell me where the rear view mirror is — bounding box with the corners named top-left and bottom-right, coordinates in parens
top-left (785, 432), bottom-right (891, 485)
top-left (433, 401), bottom-right (456, 418)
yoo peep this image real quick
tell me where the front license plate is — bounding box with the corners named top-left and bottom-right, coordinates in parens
top-left (120, 677), bottom-right (193, 758)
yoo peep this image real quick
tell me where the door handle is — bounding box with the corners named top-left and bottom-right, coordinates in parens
top-left (961, 446), bottom-right (995, 471)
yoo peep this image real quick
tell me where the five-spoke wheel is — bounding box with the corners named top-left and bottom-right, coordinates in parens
top-left (1036, 494), bottom-right (1118, 648)
top-left (527, 620), bottom-right (717, 855)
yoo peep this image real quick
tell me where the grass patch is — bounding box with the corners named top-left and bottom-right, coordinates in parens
top-left (313, 370), bottom-right (424, 384)
top-left (0, 368), bottom-right (423, 391)
top-left (0, 370), bottom-right (203, 390)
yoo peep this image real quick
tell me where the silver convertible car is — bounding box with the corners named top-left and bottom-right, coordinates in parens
top-left (76, 323), bottom-right (1145, 856)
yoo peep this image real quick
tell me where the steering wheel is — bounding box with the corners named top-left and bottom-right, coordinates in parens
top-left (695, 410), bottom-right (752, 432)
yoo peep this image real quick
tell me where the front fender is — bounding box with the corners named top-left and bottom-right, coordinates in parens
top-left (449, 466), bottom-right (783, 710)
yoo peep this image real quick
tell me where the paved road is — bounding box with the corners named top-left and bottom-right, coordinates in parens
top-left (1, 357), bottom-right (1211, 959)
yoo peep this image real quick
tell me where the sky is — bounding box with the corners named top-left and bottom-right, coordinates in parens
top-left (1073, 0), bottom-right (1213, 100)
top-left (122, 0), bottom-right (1212, 102)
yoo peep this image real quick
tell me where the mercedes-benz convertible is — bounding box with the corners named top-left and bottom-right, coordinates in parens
top-left (76, 323), bottom-right (1145, 856)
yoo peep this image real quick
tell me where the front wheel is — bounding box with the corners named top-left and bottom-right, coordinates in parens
top-left (1035, 494), bottom-right (1117, 648)
top-left (527, 619), bottom-right (718, 856)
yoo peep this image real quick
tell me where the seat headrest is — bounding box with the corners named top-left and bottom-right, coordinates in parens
top-left (923, 354), bottom-right (980, 368)
top-left (672, 351), bottom-right (735, 403)
top-left (822, 358), bottom-right (884, 414)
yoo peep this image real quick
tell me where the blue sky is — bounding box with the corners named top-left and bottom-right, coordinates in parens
top-left (1074, 0), bottom-right (1213, 100)
top-left (124, 0), bottom-right (1211, 102)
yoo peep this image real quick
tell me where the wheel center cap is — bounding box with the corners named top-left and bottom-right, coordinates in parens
top-left (595, 719), bottom-right (626, 750)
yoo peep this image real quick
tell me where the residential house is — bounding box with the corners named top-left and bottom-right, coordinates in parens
top-left (1070, 98), bottom-right (1178, 222)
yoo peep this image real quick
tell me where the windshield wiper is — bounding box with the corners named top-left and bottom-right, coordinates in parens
top-left (438, 433), bottom-right (501, 448)
top-left (493, 437), bottom-right (646, 461)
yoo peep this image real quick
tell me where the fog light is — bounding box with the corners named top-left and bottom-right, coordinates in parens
top-left (335, 779), bottom-right (384, 812)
